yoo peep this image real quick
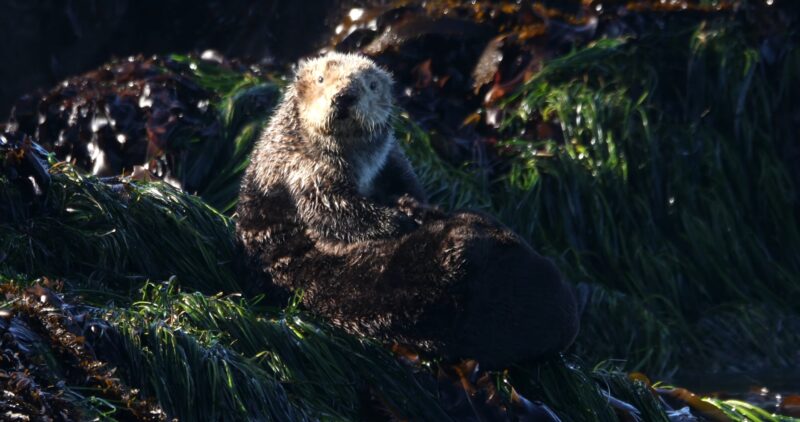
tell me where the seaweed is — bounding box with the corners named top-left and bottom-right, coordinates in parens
top-left (2, 1), bottom-right (800, 419)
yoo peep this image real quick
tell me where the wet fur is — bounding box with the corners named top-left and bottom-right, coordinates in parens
top-left (236, 53), bottom-right (578, 367)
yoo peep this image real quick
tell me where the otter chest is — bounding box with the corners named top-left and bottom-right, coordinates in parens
top-left (350, 139), bottom-right (393, 197)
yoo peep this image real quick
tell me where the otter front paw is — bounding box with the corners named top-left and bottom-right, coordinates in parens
top-left (396, 194), bottom-right (446, 224)
top-left (390, 209), bottom-right (420, 235)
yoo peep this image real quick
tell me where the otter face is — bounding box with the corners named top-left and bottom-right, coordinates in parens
top-left (295, 52), bottom-right (394, 136)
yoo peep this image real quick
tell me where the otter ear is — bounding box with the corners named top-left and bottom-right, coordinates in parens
top-left (291, 62), bottom-right (303, 81)
top-left (296, 56), bottom-right (314, 72)
top-left (295, 52), bottom-right (333, 77)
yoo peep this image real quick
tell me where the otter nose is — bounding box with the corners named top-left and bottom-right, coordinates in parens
top-left (333, 91), bottom-right (358, 112)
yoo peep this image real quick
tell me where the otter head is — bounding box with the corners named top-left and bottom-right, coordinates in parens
top-left (294, 52), bottom-right (394, 137)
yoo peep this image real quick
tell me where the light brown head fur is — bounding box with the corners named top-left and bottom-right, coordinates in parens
top-left (294, 52), bottom-right (394, 137)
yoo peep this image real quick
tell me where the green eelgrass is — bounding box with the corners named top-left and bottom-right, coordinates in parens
top-left (496, 27), bottom-right (800, 308)
top-left (0, 272), bottom-right (666, 422)
top-left (0, 164), bottom-right (242, 297)
top-left (109, 281), bottom-right (449, 421)
top-left (400, 19), bottom-right (800, 379)
top-left (162, 55), bottom-right (284, 214)
top-left (0, 157), bottom-right (794, 420)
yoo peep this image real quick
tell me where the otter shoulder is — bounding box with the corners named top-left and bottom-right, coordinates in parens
top-left (350, 134), bottom-right (395, 197)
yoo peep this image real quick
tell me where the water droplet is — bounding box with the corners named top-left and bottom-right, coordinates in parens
top-left (28, 176), bottom-right (42, 196)
top-left (139, 85), bottom-right (153, 108)
top-left (90, 116), bottom-right (110, 132)
top-left (200, 50), bottom-right (224, 63)
top-left (348, 8), bottom-right (364, 21)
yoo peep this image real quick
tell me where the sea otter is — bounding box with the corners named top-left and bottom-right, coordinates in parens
top-left (236, 52), bottom-right (578, 367)
top-left (237, 53), bottom-right (424, 252)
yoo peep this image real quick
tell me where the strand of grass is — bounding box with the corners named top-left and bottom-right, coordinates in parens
top-left (157, 55), bottom-right (283, 214)
top-left (401, 18), bottom-right (800, 375)
top-left (0, 275), bottom-right (312, 421)
top-left (703, 398), bottom-right (797, 422)
top-left (395, 113), bottom-right (493, 211)
top-left (0, 164), bottom-right (242, 298)
top-left (572, 284), bottom-right (680, 377)
top-left (200, 82), bottom-right (281, 213)
top-left (502, 25), bottom-right (800, 374)
top-left (591, 368), bottom-right (671, 422)
top-left (117, 281), bottom-right (451, 421)
top-left (507, 358), bottom-right (626, 422)
top-left (107, 321), bottom-right (310, 421)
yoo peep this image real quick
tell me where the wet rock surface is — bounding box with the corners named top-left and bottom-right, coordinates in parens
top-left (3, 54), bottom-right (281, 212)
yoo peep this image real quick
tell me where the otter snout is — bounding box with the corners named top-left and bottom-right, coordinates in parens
top-left (332, 90), bottom-right (358, 118)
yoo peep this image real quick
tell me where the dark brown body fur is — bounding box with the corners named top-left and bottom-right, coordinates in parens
top-left (236, 53), bottom-right (578, 367)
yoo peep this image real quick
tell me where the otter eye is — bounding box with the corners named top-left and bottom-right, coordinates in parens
top-left (317, 76), bottom-right (324, 84)
top-left (369, 81), bottom-right (378, 90)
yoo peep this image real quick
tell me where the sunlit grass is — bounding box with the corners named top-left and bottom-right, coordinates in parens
top-left (401, 20), bottom-right (800, 380)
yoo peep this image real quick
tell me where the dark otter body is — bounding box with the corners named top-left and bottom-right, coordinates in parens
top-left (236, 53), bottom-right (578, 367)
